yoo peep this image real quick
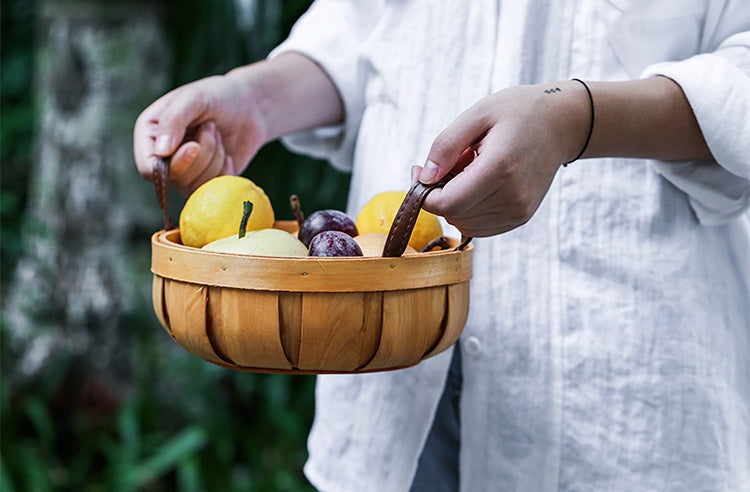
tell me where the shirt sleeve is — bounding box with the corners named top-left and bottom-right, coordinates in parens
top-left (641, 4), bottom-right (750, 225)
top-left (267, 0), bottom-right (385, 172)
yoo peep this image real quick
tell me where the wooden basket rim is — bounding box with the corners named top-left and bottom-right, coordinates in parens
top-left (151, 227), bottom-right (473, 292)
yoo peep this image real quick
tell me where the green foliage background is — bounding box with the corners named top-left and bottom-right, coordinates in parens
top-left (1, 1), bottom-right (349, 490)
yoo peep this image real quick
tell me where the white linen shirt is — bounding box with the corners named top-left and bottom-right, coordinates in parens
top-left (270, 1), bottom-right (750, 491)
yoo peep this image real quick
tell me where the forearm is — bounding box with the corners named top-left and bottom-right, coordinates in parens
top-left (225, 52), bottom-right (344, 143)
top-left (566, 76), bottom-right (712, 162)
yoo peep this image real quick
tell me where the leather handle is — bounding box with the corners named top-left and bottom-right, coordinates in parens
top-left (153, 157), bottom-right (174, 230)
top-left (382, 173), bottom-right (472, 257)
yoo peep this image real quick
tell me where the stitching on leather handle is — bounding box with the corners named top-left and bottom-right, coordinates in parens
top-left (382, 174), bottom-right (455, 257)
top-left (383, 181), bottom-right (426, 257)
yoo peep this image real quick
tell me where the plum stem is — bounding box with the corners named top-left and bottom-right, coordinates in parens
top-left (289, 194), bottom-right (305, 227)
top-left (239, 201), bottom-right (253, 238)
top-left (419, 236), bottom-right (451, 253)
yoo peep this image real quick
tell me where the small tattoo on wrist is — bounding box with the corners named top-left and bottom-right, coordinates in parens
top-left (544, 87), bottom-right (562, 94)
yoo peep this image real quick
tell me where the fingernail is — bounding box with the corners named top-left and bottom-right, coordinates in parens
top-left (411, 165), bottom-right (422, 183)
top-left (155, 135), bottom-right (172, 155)
top-left (419, 160), bottom-right (439, 184)
top-left (185, 143), bottom-right (200, 160)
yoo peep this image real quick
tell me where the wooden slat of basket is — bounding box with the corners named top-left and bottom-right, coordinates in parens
top-left (278, 292), bottom-right (303, 367)
top-left (296, 292), bottom-right (381, 372)
top-left (163, 279), bottom-right (224, 365)
top-left (152, 275), bottom-right (169, 334)
top-left (362, 286), bottom-right (446, 370)
top-left (423, 281), bottom-right (470, 359)
top-left (358, 291), bottom-right (384, 368)
top-left (207, 287), bottom-right (293, 370)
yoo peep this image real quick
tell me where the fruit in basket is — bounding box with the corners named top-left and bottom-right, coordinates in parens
top-left (179, 175), bottom-right (274, 248)
top-left (419, 236), bottom-right (452, 253)
top-left (354, 232), bottom-right (417, 257)
top-left (290, 195), bottom-right (358, 246)
top-left (308, 231), bottom-right (363, 257)
top-left (202, 201), bottom-right (307, 256)
top-left (356, 191), bottom-right (442, 251)
top-left (299, 210), bottom-right (358, 246)
top-left (203, 228), bottom-right (307, 256)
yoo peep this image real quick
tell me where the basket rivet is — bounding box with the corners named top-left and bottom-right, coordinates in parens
top-left (390, 264), bottom-right (395, 269)
top-left (221, 266), bottom-right (227, 271)
top-left (302, 272), bottom-right (309, 277)
top-left (169, 256), bottom-right (173, 261)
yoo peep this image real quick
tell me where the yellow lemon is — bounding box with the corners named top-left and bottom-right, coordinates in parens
top-left (179, 176), bottom-right (274, 248)
top-left (354, 232), bottom-right (417, 256)
top-left (356, 191), bottom-right (442, 251)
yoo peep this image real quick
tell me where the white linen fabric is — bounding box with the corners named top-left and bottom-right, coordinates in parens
top-left (269, 1), bottom-right (750, 491)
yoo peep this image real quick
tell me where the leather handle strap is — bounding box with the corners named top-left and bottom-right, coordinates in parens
top-left (153, 157), bottom-right (174, 230)
top-left (382, 173), bottom-right (472, 257)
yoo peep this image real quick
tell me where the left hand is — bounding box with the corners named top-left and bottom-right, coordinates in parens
top-left (417, 81), bottom-right (590, 237)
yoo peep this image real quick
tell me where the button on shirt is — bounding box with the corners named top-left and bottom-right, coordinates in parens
top-left (462, 336), bottom-right (482, 358)
top-left (270, 1), bottom-right (750, 490)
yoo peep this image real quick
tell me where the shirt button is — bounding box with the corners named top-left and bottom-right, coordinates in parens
top-left (463, 336), bottom-right (482, 357)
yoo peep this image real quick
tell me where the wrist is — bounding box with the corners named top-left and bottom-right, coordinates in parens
top-left (568, 77), bottom-right (711, 161)
top-left (227, 53), bottom-right (344, 143)
top-left (539, 79), bottom-right (595, 165)
top-left (224, 62), bottom-right (275, 144)
top-left (564, 79), bottom-right (594, 165)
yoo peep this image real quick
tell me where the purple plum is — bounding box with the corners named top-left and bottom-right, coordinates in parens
top-left (308, 230), bottom-right (363, 257)
top-left (298, 209), bottom-right (358, 247)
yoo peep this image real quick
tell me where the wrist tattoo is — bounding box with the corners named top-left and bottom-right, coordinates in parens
top-left (544, 87), bottom-right (562, 94)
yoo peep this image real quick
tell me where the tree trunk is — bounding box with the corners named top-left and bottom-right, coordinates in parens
top-left (4, 0), bottom-right (168, 383)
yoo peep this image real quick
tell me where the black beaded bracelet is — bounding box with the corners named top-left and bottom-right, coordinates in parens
top-left (563, 78), bottom-right (594, 167)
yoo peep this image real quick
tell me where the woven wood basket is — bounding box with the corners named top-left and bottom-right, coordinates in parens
top-left (150, 159), bottom-right (472, 374)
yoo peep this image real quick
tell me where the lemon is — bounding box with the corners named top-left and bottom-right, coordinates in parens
top-left (179, 176), bottom-right (274, 248)
top-left (356, 191), bottom-right (442, 251)
top-left (354, 232), bottom-right (417, 256)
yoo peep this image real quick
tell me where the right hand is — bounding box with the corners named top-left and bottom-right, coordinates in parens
top-left (416, 82), bottom-right (588, 237)
top-left (133, 68), bottom-right (269, 195)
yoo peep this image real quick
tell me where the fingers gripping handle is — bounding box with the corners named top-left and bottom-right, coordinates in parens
top-left (382, 173), bottom-right (472, 257)
top-left (153, 157), bottom-right (174, 230)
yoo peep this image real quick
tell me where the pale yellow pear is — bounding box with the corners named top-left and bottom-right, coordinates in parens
top-left (202, 228), bottom-right (308, 257)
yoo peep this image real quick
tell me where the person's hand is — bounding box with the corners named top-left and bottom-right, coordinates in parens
top-left (416, 81), bottom-right (590, 237)
top-left (417, 76), bottom-right (712, 238)
top-left (133, 70), bottom-right (268, 195)
top-left (134, 53), bottom-right (345, 196)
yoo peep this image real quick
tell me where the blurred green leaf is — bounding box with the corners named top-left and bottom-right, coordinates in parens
top-left (129, 426), bottom-right (207, 487)
top-left (176, 455), bottom-right (203, 492)
top-left (0, 459), bottom-right (17, 492)
top-left (23, 397), bottom-right (54, 451)
top-left (14, 444), bottom-right (52, 492)
top-left (117, 401), bottom-right (141, 464)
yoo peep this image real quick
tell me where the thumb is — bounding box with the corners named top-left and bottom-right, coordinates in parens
top-left (419, 106), bottom-right (488, 184)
